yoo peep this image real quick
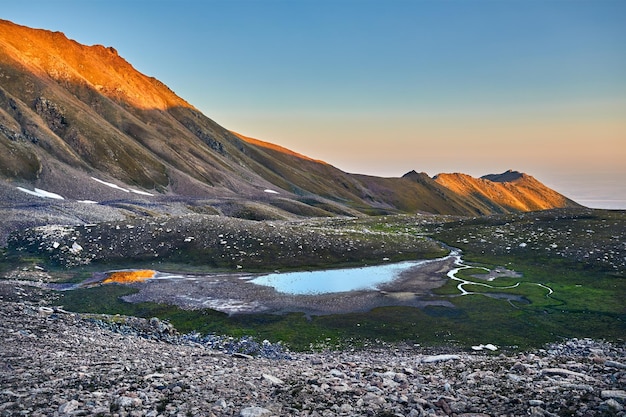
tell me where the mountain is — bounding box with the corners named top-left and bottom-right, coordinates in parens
top-left (433, 170), bottom-right (577, 213)
top-left (0, 19), bottom-right (581, 220)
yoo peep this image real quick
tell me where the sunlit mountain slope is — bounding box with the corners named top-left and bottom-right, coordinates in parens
top-left (0, 19), bottom-right (580, 216)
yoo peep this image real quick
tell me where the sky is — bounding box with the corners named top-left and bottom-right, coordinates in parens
top-left (3, 0), bottom-right (626, 208)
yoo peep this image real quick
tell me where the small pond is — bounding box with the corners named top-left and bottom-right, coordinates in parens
top-left (249, 259), bottom-right (434, 294)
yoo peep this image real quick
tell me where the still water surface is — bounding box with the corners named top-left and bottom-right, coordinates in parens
top-left (250, 259), bottom-right (432, 294)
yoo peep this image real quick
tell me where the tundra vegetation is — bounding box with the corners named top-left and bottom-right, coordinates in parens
top-left (2, 207), bottom-right (624, 351)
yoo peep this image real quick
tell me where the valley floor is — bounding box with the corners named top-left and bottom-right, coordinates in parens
top-left (1, 281), bottom-right (625, 417)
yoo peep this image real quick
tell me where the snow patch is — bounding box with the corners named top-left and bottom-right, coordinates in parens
top-left (129, 188), bottom-right (154, 196)
top-left (264, 189), bottom-right (279, 194)
top-left (91, 178), bottom-right (153, 196)
top-left (17, 187), bottom-right (64, 200)
top-left (471, 344), bottom-right (498, 351)
top-left (91, 177), bottom-right (130, 193)
top-left (78, 200), bottom-right (98, 204)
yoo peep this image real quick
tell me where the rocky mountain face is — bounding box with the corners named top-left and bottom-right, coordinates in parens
top-left (0, 19), bottom-right (581, 219)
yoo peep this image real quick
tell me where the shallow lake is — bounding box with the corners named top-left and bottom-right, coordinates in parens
top-left (249, 259), bottom-right (434, 294)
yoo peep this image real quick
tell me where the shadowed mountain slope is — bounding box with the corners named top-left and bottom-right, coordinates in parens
top-left (0, 19), bottom-right (581, 217)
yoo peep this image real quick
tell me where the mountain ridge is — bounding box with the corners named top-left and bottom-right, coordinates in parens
top-left (0, 19), bottom-right (581, 218)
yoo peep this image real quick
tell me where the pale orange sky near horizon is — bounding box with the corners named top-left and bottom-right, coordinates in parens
top-left (221, 99), bottom-right (626, 174)
top-left (215, 96), bottom-right (626, 208)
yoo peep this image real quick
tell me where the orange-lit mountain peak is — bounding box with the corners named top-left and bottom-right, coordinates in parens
top-left (102, 270), bottom-right (155, 284)
top-left (432, 172), bottom-right (487, 192)
top-left (0, 19), bottom-right (193, 111)
top-left (433, 170), bottom-right (573, 212)
top-left (231, 131), bottom-right (328, 164)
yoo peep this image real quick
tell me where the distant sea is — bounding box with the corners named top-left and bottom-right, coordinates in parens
top-left (575, 199), bottom-right (626, 210)
top-left (551, 174), bottom-right (626, 210)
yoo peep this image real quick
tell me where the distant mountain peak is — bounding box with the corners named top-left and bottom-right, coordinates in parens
top-left (481, 170), bottom-right (525, 183)
top-left (402, 170), bottom-right (429, 180)
top-left (432, 170), bottom-right (578, 212)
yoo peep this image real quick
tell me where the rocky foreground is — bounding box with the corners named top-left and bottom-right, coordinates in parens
top-left (1, 282), bottom-right (625, 417)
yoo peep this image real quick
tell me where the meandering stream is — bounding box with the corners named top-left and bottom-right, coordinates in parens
top-left (445, 248), bottom-right (554, 301)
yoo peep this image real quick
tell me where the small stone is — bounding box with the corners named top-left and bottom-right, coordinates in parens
top-left (262, 373), bottom-right (284, 385)
top-left (421, 354), bottom-right (460, 363)
top-left (601, 390), bottom-right (626, 401)
top-left (240, 406), bottom-right (272, 417)
top-left (456, 414), bottom-right (492, 417)
top-left (215, 399), bottom-right (228, 409)
top-left (91, 407), bottom-right (110, 415)
top-left (339, 403), bottom-right (353, 413)
top-left (58, 400), bottom-right (79, 414)
top-left (114, 396), bottom-right (142, 409)
top-left (362, 392), bottom-right (385, 405)
top-left (529, 406), bottom-right (547, 417)
top-left (604, 399), bottom-right (624, 411)
top-left (449, 401), bottom-right (467, 413)
top-left (233, 353), bottom-right (253, 360)
top-left (408, 408), bottom-right (424, 417)
top-left (605, 360), bottom-right (626, 369)
top-left (507, 373), bottom-right (522, 382)
top-left (329, 369), bottom-right (345, 378)
top-left (511, 362), bottom-right (528, 373)
top-left (590, 354), bottom-right (606, 364)
top-left (38, 306), bottom-right (54, 317)
top-left (70, 242), bottom-right (83, 253)
top-left (541, 367), bottom-right (596, 381)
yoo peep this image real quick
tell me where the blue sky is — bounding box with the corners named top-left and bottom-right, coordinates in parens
top-left (3, 0), bottom-right (626, 208)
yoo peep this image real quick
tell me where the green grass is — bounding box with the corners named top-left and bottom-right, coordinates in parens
top-left (58, 258), bottom-right (624, 352)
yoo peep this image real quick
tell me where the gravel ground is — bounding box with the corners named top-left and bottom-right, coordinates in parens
top-left (1, 281), bottom-right (624, 417)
